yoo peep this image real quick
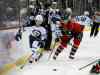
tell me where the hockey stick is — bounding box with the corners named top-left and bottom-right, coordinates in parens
top-left (20, 49), bottom-right (44, 69)
top-left (48, 41), bottom-right (58, 61)
top-left (47, 38), bottom-right (72, 61)
top-left (20, 53), bottom-right (32, 69)
top-left (79, 58), bottom-right (100, 70)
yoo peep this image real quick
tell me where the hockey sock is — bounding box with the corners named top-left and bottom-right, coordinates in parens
top-left (69, 46), bottom-right (77, 59)
top-left (53, 46), bottom-right (64, 60)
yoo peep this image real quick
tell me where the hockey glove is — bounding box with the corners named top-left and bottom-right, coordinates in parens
top-left (15, 29), bottom-right (22, 41)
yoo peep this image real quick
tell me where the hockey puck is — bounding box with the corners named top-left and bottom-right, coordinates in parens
top-left (20, 66), bottom-right (24, 69)
top-left (53, 68), bottom-right (57, 71)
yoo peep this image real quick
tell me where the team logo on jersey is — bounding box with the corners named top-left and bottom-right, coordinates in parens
top-left (32, 30), bottom-right (41, 38)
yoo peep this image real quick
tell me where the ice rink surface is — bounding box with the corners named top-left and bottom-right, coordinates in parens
top-left (1, 30), bottom-right (100, 75)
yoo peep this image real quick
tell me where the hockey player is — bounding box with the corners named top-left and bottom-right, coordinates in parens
top-left (90, 60), bottom-right (100, 74)
top-left (48, 2), bottom-right (62, 50)
top-left (15, 15), bottom-right (47, 69)
top-left (53, 15), bottom-right (84, 60)
top-left (90, 11), bottom-right (100, 37)
top-left (75, 11), bottom-right (93, 27)
top-left (28, 15), bottom-right (47, 63)
top-left (16, 15), bottom-right (47, 63)
top-left (53, 9), bottom-right (91, 59)
top-left (75, 11), bottom-right (93, 40)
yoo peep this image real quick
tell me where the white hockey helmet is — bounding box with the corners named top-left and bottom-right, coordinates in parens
top-left (29, 5), bottom-right (35, 9)
top-left (66, 8), bottom-right (72, 14)
top-left (84, 11), bottom-right (89, 16)
top-left (35, 15), bottom-right (43, 26)
top-left (52, 2), bottom-right (57, 5)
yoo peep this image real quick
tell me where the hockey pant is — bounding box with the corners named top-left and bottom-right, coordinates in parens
top-left (53, 32), bottom-right (83, 59)
top-left (29, 35), bottom-right (44, 61)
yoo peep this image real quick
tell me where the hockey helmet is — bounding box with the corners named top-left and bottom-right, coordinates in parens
top-left (52, 2), bottom-right (57, 5)
top-left (35, 15), bottom-right (43, 25)
top-left (65, 8), bottom-right (72, 15)
top-left (84, 11), bottom-right (89, 16)
top-left (29, 5), bottom-right (35, 9)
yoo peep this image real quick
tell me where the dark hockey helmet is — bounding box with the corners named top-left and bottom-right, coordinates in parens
top-left (98, 60), bottom-right (100, 65)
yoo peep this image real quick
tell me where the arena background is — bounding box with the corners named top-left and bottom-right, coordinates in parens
top-left (0, 0), bottom-right (100, 29)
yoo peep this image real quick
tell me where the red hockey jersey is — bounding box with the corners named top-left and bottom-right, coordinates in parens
top-left (60, 21), bottom-right (84, 33)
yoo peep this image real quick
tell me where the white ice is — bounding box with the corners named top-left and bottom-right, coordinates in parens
top-left (3, 30), bottom-right (100, 75)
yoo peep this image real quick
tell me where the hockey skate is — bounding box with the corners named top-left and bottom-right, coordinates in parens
top-left (53, 56), bottom-right (57, 60)
top-left (35, 53), bottom-right (43, 62)
top-left (69, 54), bottom-right (75, 59)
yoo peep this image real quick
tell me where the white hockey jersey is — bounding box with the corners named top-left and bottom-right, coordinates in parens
top-left (24, 26), bottom-right (47, 41)
top-left (75, 16), bottom-right (93, 26)
top-left (21, 26), bottom-right (47, 60)
top-left (21, 26), bottom-right (47, 52)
